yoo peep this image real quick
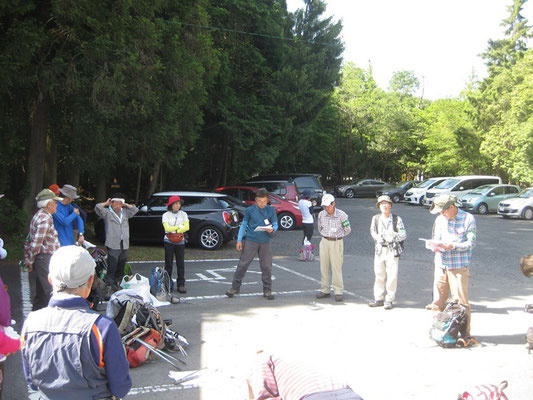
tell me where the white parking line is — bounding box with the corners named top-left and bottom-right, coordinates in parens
top-left (128, 383), bottom-right (198, 396)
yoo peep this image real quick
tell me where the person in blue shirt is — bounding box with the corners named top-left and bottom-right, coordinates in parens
top-left (226, 188), bottom-right (278, 300)
top-left (52, 184), bottom-right (85, 246)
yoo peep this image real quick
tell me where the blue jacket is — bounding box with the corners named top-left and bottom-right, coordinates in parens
top-left (53, 201), bottom-right (85, 246)
top-left (22, 294), bottom-right (132, 399)
top-left (237, 204), bottom-right (278, 243)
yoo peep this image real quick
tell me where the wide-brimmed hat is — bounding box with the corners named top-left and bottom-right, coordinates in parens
top-left (321, 193), bottom-right (335, 207)
top-left (430, 194), bottom-right (458, 214)
top-left (35, 189), bottom-right (62, 203)
top-left (49, 246), bottom-right (95, 290)
top-left (59, 184), bottom-right (79, 199)
top-left (376, 195), bottom-right (393, 208)
top-left (166, 195), bottom-right (184, 209)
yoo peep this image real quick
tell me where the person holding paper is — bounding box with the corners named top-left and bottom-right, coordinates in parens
top-left (427, 194), bottom-right (477, 336)
top-left (226, 188), bottom-right (278, 300)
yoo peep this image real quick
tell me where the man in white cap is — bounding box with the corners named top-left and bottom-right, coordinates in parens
top-left (21, 246), bottom-right (132, 400)
top-left (53, 184), bottom-right (85, 246)
top-left (95, 193), bottom-right (138, 285)
top-left (316, 194), bottom-right (351, 302)
top-left (368, 195), bottom-right (407, 310)
top-left (24, 189), bottom-right (61, 310)
top-left (427, 194), bottom-right (476, 336)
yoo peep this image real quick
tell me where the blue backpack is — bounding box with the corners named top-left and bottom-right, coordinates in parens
top-left (149, 267), bottom-right (171, 302)
top-left (430, 302), bottom-right (467, 348)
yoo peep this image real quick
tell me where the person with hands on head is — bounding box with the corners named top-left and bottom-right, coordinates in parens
top-left (226, 188), bottom-right (278, 300)
top-left (52, 184), bottom-right (85, 246)
top-left (24, 189), bottom-right (61, 311)
top-left (94, 193), bottom-right (138, 286)
top-left (316, 194), bottom-right (351, 302)
top-left (21, 245), bottom-right (132, 400)
top-left (368, 195), bottom-right (407, 310)
top-left (298, 189), bottom-right (316, 244)
top-left (162, 195), bottom-right (189, 293)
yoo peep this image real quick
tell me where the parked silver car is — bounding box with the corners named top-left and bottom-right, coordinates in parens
top-left (497, 188), bottom-right (533, 220)
top-left (459, 184), bottom-right (520, 214)
top-left (334, 179), bottom-right (392, 198)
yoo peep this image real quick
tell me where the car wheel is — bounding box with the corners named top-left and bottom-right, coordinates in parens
top-left (198, 226), bottom-right (223, 250)
top-left (418, 195), bottom-right (425, 206)
top-left (278, 212), bottom-right (295, 231)
top-left (391, 194), bottom-right (401, 203)
top-left (522, 207), bottom-right (533, 220)
top-left (345, 189), bottom-right (355, 199)
top-left (477, 203), bottom-right (488, 215)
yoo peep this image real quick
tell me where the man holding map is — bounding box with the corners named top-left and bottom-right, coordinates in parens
top-left (226, 188), bottom-right (278, 300)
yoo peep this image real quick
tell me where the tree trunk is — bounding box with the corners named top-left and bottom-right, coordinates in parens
top-left (135, 165), bottom-right (142, 204)
top-left (148, 161), bottom-right (161, 196)
top-left (22, 92), bottom-right (50, 222)
top-left (44, 133), bottom-right (57, 187)
top-left (96, 178), bottom-right (107, 202)
top-left (67, 165), bottom-right (80, 188)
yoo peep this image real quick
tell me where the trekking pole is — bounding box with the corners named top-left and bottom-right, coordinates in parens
top-left (134, 338), bottom-right (187, 367)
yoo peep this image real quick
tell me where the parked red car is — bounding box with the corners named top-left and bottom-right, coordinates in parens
top-left (215, 186), bottom-right (302, 230)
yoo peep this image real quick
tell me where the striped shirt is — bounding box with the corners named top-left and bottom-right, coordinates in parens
top-left (24, 208), bottom-right (60, 265)
top-left (249, 354), bottom-right (349, 400)
top-left (317, 209), bottom-right (351, 239)
top-left (433, 208), bottom-right (476, 270)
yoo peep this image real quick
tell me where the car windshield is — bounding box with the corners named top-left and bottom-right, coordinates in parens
top-left (435, 178), bottom-right (460, 189)
top-left (417, 179), bottom-right (436, 188)
top-left (220, 194), bottom-right (244, 206)
top-left (469, 185), bottom-right (492, 195)
top-left (518, 188), bottom-right (533, 198)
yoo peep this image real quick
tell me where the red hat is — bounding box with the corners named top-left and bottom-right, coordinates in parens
top-left (49, 184), bottom-right (60, 195)
top-left (166, 195), bottom-right (183, 208)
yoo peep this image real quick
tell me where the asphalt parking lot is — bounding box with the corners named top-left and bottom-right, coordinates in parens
top-left (2, 198), bottom-right (533, 399)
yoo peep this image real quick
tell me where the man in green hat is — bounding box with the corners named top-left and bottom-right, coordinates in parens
top-left (427, 194), bottom-right (477, 336)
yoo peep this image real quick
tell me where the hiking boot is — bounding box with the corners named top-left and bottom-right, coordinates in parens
top-left (177, 286), bottom-right (187, 294)
top-left (368, 300), bottom-right (384, 307)
top-left (384, 301), bottom-right (393, 310)
top-left (335, 294), bottom-right (343, 302)
top-left (263, 291), bottom-right (275, 300)
top-left (316, 291), bottom-right (331, 299)
top-left (226, 288), bottom-right (239, 298)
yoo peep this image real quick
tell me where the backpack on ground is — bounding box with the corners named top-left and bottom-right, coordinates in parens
top-left (298, 240), bottom-right (315, 262)
top-left (149, 267), bottom-right (171, 302)
top-left (122, 326), bottom-right (162, 368)
top-left (429, 301), bottom-right (467, 348)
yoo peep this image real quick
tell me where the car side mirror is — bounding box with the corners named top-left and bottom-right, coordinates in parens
top-left (140, 205), bottom-right (148, 212)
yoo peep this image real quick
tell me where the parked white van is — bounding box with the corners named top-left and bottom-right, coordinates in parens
top-left (404, 177), bottom-right (450, 205)
top-left (423, 175), bottom-right (502, 206)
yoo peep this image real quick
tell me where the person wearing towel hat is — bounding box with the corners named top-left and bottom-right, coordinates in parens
top-left (24, 189), bottom-right (61, 311)
top-left (52, 184), bottom-right (85, 246)
top-left (21, 246), bottom-right (131, 399)
top-left (368, 195), bottom-right (407, 310)
top-left (95, 193), bottom-right (139, 285)
top-left (427, 194), bottom-right (477, 336)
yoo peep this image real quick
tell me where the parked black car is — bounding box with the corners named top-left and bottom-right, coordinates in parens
top-left (375, 180), bottom-right (421, 203)
top-left (95, 191), bottom-right (240, 250)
